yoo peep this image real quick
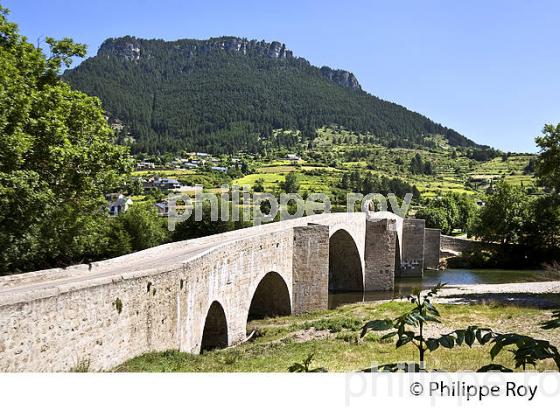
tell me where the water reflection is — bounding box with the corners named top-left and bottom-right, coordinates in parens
top-left (328, 268), bottom-right (560, 309)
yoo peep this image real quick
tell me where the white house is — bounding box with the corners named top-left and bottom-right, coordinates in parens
top-left (137, 161), bottom-right (155, 169)
top-left (108, 194), bottom-right (133, 216)
top-left (154, 201), bottom-right (169, 216)
top-left (286, 154), bottom-right (301, 161)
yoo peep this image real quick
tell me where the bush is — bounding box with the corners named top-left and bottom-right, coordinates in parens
top-left (119, 204), bottom-right (169, 251)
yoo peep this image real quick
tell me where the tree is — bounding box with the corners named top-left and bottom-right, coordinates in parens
top-left (409, 153), bottom-right (434, 175)
top-left (416, 207), bottom-right (450, 234)
top-left (535, 123), bottom-right (560, 192)
top-left (472, 181), bottom-right (531, 245)
top-left (525, 194), bottom-right (560, 251)
top-left (281, 172), bottom-right (300, 193)
top-left (416, 193), bottom-right (475, 235)
top-left (172, 199), bottom-right (234, 241)
top-left (453, 193), bottom-right (477, 235)
top-left (129, 177), bottom-right (144, 195)
top-left (409, 153), bottom-right (423, 175)
top-left (119, 204), bottom-right (169, 251)
top-left (253, 178), bottom-right (265, 192)
top-left (340, 173), bottom-right (350, 190)
top-left (523, 158), bottom-right (536, 175)
top-left (0, 7), bottom-right (132, 273)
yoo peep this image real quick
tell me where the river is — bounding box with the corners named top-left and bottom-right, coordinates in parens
top-left (328, 268), bottom-right (560, 309)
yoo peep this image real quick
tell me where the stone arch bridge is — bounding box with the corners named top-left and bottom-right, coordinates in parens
top-left (0, 212), bottom-right (440, 371)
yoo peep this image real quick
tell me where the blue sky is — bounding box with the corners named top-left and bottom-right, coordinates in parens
top-left (5, 0), bottom-right (560, 152)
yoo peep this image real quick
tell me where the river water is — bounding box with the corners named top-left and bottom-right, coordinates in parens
top-left (328, 268), bottom-right (560, 309)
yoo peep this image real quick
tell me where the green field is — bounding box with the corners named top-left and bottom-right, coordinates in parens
top-left (115, 300), bottom-right (558, 372)
top-left (131, 127), bottom-right (538, 208)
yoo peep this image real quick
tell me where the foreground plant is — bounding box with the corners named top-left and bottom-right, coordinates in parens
top-left (476, 309), bottom-right (560, 371)
top-left (361, 284), bottom-right (560, 372)
top-left (288, 353), bottom-right (327, 373)
top-left (361, 283), bottom-right (446, 371)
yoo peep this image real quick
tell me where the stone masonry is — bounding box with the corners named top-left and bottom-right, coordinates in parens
top-left (291, 224), bottom-right (330, 313)
top-left (423, 228), bottom-right (441, 270)
top-left (364, 218), bottom-right (397, 291)
top-left (0, 213), bottom-right (440, 371)
top-left (400, 218), bottom-right (426, 277)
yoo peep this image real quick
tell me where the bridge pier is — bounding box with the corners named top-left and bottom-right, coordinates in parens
top-left (423, 228), bottom-right (441, 270)
top-left (291, 224), bottom-right (330, 314)
top-left (399, 219), bottom-right (426, 277)
top-left (364, 219), bottom-right (398, 291)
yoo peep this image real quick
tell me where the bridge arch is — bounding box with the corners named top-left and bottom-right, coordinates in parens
top-left (328, 228), bottom-right (364, 292)
top-left (200, 301), bottom-right (228, 352)
top-left (247, 271), bottom-right (291, 321)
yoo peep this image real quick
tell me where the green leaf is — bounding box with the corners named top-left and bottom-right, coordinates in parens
top-left (455, 330), bottom-right (465, 346)
top-left (426, 338), bottom-right (440, 351)
top-left (490, 342), bottom-right (504, 360)
top-left (477, 364), bottom-right (513, 372)
top-left (465, 328), bottom-right (476, 347)
top-left (439, 335), bottom-right (454, 349)
top-left (381, 331), bottom-right (398, 340)
top-left (541, 310), bottom-right (560, 330)
top-left (481, 332), bottom-right (493, 344)
top-left (361, 319), bottom-right (393, 337)
top-left (476, 329), bottom-right (484, 344)
top-left (396, 332), bottom-right (415, 348)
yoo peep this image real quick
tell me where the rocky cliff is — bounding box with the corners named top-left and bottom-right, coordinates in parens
top-left (97, 36), bottom-right (361, 90)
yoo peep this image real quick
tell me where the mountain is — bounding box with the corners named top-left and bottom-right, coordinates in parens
top-left (63, 36), bottom-right (481, 154)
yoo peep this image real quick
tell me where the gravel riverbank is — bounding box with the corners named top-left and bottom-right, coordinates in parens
top-left (434, 281), bottom-right (560, 308)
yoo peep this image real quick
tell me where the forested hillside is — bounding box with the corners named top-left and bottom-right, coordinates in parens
top-left (64, 36), bottom-right (481, 154)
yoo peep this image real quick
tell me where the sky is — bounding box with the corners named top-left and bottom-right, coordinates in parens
top-left (4, 0), bottom-right (560, 153)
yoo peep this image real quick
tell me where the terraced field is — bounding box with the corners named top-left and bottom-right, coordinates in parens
top-left (131, 127), bottom-right (537, 202)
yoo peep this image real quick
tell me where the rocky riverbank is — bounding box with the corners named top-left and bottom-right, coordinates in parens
top-left (434, 281), bottom-right (560, 308)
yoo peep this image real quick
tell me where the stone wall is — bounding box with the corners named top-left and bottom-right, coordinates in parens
top-left (0, 212), bottom-right (442, 371)
top-left (364, 219), bottom-right (397, 291)
top-left (179, 229), bottom-right (295, 354)
top-left (291, 224), bottom-right (330, 313)
top-left (0, 229), bottom-right (294, 371)
top-left (0, 267), bottom-right (182, 372)
top-left (400, 219), bottom-right (425, 277)
top-left (423, 228), bottom-right (441, 270)
top-left (440, 235), bottom-right (497, 254)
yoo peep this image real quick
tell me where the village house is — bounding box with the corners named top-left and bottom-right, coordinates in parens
top-left (136, 161), bottom-right (155, 170)
top-left (154, 178), bottom-right (182, 190)
top-left (154, 201), bottom-right (169, 216)
top-left (107, 194), bottom-right (133, 216)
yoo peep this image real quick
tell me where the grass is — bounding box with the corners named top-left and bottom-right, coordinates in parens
top-left (132, 169), bottom-right (198, 178)
top-left (469, 155), bottom-right (537, 189)
top-left (233, 166), bottom-right (339, 193)
top-left (115, 300), bottom-right (559, 372)
top-left (130, 128), bottom-right (537, 202)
